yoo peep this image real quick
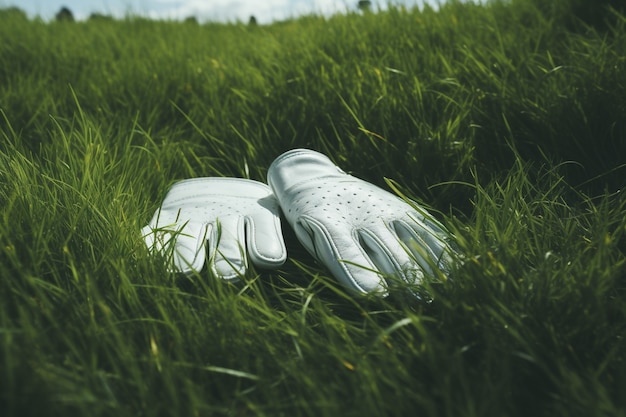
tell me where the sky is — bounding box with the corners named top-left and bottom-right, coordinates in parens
top-left (1, 0), bottom-right (448, 24)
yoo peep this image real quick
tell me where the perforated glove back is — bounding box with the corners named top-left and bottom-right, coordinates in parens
top-left (268, 149), bottom-right (458, 295)
top-left (142, 178), bottom-right (287, 280)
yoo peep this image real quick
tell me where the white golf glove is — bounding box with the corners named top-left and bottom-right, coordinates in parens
top-left (142, 178), bottom-right (287, 280)
top-left (268, 149), bottom-right (459, 295)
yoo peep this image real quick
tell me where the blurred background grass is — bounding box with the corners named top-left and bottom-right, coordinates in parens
top-left (0, 0), bottom-right (625, 415)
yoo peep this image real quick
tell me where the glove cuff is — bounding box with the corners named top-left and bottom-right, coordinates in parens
top-left (268, 149), bottom-right (345, 194)
top-left (160, 178), bottom-right (272, 208)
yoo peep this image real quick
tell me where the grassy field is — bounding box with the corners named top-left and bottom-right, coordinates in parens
top-left (1, 0), bottom-right (625, 415)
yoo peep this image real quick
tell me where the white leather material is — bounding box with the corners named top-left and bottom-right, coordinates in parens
top-left (268, 149), bottom-right (458, 295)
top-left (142, 178), bottom-right (287, 280)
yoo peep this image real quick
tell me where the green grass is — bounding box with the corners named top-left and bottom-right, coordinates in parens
top-left (1, 0), bottom-right (625, 415)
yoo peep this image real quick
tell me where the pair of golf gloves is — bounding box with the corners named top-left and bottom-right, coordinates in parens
top-left (142, 149), bottom-right (459, 296)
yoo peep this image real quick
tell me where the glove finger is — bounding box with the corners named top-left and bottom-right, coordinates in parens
top-left (295, 216), bottom-right (387, 294)
top-left (406, 211), bottom-right (460, 271)
top-left (245, 195), bottom-right (287, 269)
top-left (393, 217), bottom-right (455, 277)
top-left (357, 224), bottom-right (426, 288)
top-left (142, 222), bottom-right (208, 274)
top-left (208, 216), bottom-right (247, 281)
